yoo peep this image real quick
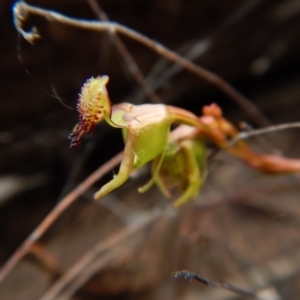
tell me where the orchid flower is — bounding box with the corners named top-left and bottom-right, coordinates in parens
top-left (69, 76), bottom-right (300, 206)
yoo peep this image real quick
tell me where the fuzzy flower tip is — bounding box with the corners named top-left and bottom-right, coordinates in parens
top-left (69, 76), bottom-right (110, 148)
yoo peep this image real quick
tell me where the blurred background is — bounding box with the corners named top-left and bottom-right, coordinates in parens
top-left (1, 0), bottom-right (300, 299)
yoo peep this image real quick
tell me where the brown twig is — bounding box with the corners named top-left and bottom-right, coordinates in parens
top-left (172, 270), bottom-right (257, 298)
top-left (13, 1), bottom-right (270, 127)
top-left (28, 243), bottom-right (60, 279)
top-left (230, 122), bottom-right (300, 147)
top-left (0, 151), bottom-right (123, 283)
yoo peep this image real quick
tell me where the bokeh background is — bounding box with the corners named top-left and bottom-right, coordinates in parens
top-left (1, 0), bottom-right (300, 299)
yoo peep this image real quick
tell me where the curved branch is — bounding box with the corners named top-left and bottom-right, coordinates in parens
top-left (13, 1), bottom-right (270, 127)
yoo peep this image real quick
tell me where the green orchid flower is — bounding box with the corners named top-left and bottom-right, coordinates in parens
top-left (69, 76), bottom-right (207, 206)
top-left (69, 75), bottom-right (300, 207)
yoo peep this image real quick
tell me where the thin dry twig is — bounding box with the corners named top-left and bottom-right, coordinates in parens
top-left (173, 270), bottom-right (282, 299)
top-left (0, 151), bottom-right (123, 283)
top-left (13, 1), bottom-right (270, 127)
top-left (86, 0), bottom-right (161, 103)
top-left (172, 270), bottom-right (257, 298)
top-left (230, 122), bottom-right (300, 147)
top-left (28, 243), bottom-right (60, 279)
